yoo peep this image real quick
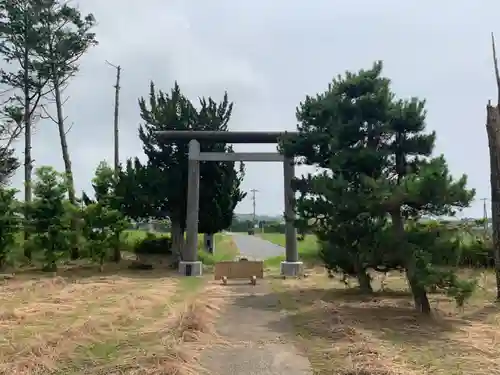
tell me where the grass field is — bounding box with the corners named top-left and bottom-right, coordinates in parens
top-left (0, 232), bottom-right (238, 374)
top-left (259, 232), bottom-right (500, 373)
top-left (0, 267), bottom-right (222, 374)
top-left (258, 233), bottom-right (320, 267)
top-left (7, 229), bottom-right (498, 374)
top-left (7, 231), bottom-right (239, 271)
top-left (122, 230), bottom-right (239, 265)
top-left (272, 267), bottom-right (500, 375)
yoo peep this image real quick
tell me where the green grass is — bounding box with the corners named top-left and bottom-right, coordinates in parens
top-left (197, 234), bottom-right (239, 264)
top-left (123, 230), bottom-right (239, 264)
top-left (258, 233), bottom-right (320, 267)
top-left (6, 230), bottom-right (238, 271)
top-left (258, 230), bottom-right (489, 268)
top-left (121, 229), bottom-right (168, 247)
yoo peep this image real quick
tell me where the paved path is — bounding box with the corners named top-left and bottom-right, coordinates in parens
top-left (200, 234), bottom-right (312, 375)
top-left (230, 233), bottom-right (284, 260)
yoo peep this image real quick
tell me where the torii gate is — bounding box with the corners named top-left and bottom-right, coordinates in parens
top-left (155, 130), bottom-right (303, 277)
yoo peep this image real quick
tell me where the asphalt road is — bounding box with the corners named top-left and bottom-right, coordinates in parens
top-left (229, 233), bottom-right (284, 260)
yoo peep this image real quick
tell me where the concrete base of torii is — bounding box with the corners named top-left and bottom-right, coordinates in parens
top-left (179, 261), bottom-right (203, 276)
top-left (280, 261), bottom-right (304, 277)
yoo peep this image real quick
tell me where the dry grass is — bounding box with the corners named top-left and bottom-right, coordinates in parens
top-left (272, 268), bottom-right (500, 375)
top-left (0, 265), bottom-right (219, 375)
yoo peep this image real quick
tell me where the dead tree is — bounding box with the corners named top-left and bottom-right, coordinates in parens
top-left (106, 60), bottom-right (122, 263)
top-left (486, 32), bottom-right (500, 301)
top-left (105, 61), bottom-right (121, 175)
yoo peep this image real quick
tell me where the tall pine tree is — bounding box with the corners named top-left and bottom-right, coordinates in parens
top-left (138, 82), bottom-right (245, 257)
top-left (0, 0), bottom-right (52, 259)
top-left (283, 61), bottom-right (475, 313)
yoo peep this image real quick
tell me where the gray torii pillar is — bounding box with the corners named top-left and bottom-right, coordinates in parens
top-left (280, 157), bottom-right (303, 276)
top-left (178, 139), bottom-right (203, 276)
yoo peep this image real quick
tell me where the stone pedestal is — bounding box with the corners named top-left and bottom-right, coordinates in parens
top-left (179, 261), bottom-right (203, 276)
top-left (280, 261), bottom-right (304, 277)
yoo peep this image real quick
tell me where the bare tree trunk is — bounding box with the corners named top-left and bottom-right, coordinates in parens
top-left (112, 65), bottom-right (120, 174)
top-left (23, 44), bottom-right (32, 261)
top-left (111, 64), bottom-right (121, 263)
top-left (488, 33), bottom-right (500, 301)
top-left (53, 77), bottom-right (79, 260)
top-left (486, 104), bottom-right (500, 300)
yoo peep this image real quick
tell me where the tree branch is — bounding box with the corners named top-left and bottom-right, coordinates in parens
top-left (65, 122), bottom-right (74, 135)
top-left (0, 116), bottom-right (23, 160)
top-left (39, 103), bottom-right (57, 123)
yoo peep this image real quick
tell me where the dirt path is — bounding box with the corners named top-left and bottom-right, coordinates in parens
top-left (200, 235), bottom-right (312, 375)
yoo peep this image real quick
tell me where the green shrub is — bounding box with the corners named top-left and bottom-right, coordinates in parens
top-left (82, 202), bottom-right (128, 270)
top-left (27, 167), bottom-right (73, 272)
top-left (134, 233), bottom-right (173, 255)
top-left (315, 221), bottom-right (495, 280)
top-left (264, 222), bottom-right (285, 234)
top-left (0, 187), bottom-right (21, 269)
top-left (197, 250), bottom-right (214, 265)
top-left (406, 222), bottom-right (494, 269)
top-left (457, 236), bottom-right (494, 268)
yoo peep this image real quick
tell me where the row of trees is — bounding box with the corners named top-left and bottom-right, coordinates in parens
top-left (0, 82), bottom-right (247, 268)
top-left (0, 164), bottom-right (127, 271)
top-left (0, 0), bottom-right (246, 268)
top-left (0, 0), bottom-right (97, 260)
top-left (229, 218), bottom-right (287, 233)
top-left (282, 62), bottom-right (478, 314)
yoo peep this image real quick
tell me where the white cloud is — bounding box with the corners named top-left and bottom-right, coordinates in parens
top-left (5, 0), bottom-right (500, 217)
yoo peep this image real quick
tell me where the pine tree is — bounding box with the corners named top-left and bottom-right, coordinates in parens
top-left (27, 166), bottom-right (72, 272)
top-left (283, 61), bottom-right (476, 313)
top-left (138, 82), bottom-right (245, 257)
top-left (0, 0), bottom-right (51, 259)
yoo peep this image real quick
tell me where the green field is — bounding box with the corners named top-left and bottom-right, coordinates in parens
top-left (122, 230), bottom-right (238, 265)
top-left (258, 233), bottom-right (320, 267)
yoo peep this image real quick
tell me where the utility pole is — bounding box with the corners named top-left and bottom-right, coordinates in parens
top-left (106, 61), bottom-right (122, 263)
top-left (106, 60), bottom-right (121, 175)
top-left (481, 197), bottom-right (489, 232)
top-left (250, 189), bottom-right (259, 225)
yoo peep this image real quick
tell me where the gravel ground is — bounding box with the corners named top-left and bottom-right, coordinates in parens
top-left (200, 234), bottom-right (312, 375)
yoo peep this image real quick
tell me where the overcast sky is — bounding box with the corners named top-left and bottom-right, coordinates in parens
top-left (8, 0), bottom-right (500, 218)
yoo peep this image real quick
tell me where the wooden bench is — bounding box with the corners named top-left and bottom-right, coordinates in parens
top-left (214, 258), bottom-right (264, 285)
